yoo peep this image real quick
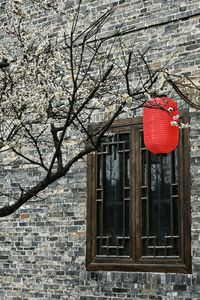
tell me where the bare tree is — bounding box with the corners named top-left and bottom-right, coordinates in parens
top-left (0, 0), bottom-right (199, 217)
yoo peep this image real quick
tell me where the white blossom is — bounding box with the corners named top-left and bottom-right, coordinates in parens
top-left (179, 123), bottom-right (191, 129)
top-left (168, 107), bottom-right (174, 112)
top-left (170, 121), bottom-right (178, 126)
top-left (13, 119), bottom-right (21, 126)
top-left (173, 114), bottom-right (179, 120)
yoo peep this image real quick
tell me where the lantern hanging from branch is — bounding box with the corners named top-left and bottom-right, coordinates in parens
top-left (143, 97), bottom-right (179, 154)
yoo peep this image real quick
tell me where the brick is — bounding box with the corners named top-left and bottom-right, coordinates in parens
top-left (174, 285), bottom-right (187, 292)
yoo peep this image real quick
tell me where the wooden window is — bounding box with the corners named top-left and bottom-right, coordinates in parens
top-left (86, 115), bottom-right (191, 273)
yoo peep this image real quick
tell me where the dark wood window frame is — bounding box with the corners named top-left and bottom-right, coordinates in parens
top-left (86, 114), bottom-right (191, 273)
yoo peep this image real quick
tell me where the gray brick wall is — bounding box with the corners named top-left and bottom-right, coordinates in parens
top-left (0, 0), bottom-right (200, 299)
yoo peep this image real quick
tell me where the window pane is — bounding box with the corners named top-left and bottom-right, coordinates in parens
top-left (149, 154), bottom-right (171, 239)
top-left (141, 148), bottom-right (180, 258)
top-left (96, 133), bottom-right (130, 257)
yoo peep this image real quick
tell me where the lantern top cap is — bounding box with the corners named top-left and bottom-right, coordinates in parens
top-left (145, 97), bottom-right (178, 111)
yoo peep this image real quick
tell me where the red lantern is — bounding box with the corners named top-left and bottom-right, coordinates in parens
top-left (143, 97), bottom-right (179, 154)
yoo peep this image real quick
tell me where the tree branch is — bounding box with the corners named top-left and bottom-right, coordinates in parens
top-left (0, 146), bottom-right (93, 217)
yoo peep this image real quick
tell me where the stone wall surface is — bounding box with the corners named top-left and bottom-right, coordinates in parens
top-left (0, 0), bottom-right (200, 299)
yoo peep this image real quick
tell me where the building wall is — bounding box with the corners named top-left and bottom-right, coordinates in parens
top-left (0, 0), bottom-right (200, 299)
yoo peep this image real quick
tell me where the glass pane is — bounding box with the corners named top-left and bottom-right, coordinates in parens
top-left (149, 154), bottom-right (171, 240)
top-left (96, 133), bottom-right (130, 257)
top-left (103, 143), bottom-right (123, 236)
top-left (141, 149), bottom-right (180, 257)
